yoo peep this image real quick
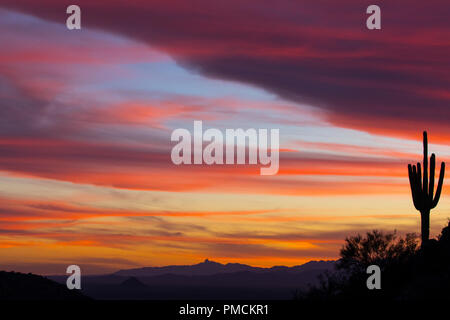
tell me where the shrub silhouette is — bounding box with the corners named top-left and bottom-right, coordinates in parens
top-left (338, 230), bottom-right (418, 273)
top-left (299, 222), bottom-right (450, 300)
top-left (408, 131), bottom-right (445, 243)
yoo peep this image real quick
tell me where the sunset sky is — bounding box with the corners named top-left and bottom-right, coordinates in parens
top-left (0, 0), bottom-right (449, 275)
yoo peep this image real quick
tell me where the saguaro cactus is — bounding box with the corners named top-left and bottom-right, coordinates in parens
top-left (408, 131), bottom-right (445, 244)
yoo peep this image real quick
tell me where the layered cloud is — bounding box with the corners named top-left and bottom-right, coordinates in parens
top-left (2, 0), bottom-right (449, 140)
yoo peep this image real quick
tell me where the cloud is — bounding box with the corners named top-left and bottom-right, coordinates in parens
top-left (1, 3), bottom-right (447, 196)
top-left (2, 1), bottom-right (449, 140)
top-left (0, 135), bottom-right (429, 194)
top-left (204, 242), bottom-right (338, 260)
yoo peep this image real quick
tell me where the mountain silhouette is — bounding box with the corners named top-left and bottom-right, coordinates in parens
top-left (47, 259), bottom-right (335, 299)
top-left (114, 259), bottom-right (259, 277)
top-left (114, 258), bottom-right (334, 277)
top-left (119, 276), bottom-right (147, 290)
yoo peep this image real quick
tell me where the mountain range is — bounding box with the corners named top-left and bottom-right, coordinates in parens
top-left (49, 259), bottom-right (336, 299)
top-left (114, 259), bottom-right (335, 277)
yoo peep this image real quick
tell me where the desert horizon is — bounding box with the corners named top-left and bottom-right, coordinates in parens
top-left (0, 0), bottom-right (449, 306)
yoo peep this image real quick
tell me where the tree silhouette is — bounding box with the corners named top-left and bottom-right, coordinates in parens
top-left (408, 131), bottom-right (445, 244)
top-left (299, 223), bottom-right (450, 300)
top-left (338, 230), bottom-right (418, 273)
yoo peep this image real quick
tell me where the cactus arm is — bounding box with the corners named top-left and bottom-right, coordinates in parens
top-left (408, 164), bottom-right (422, 211)
top-left (429, 154), bottom-right (435, 204)
top-left (412, 164), bottom-right (418, 197)
top-left (408, 164), bottom-right (419, 210)
top-left (417, 162), bottom-right (422, 191)
top-left (416, 162), bottom-right (424, 207)
top-left (414, 165), bottom-right (422, 207)
top-left (432, 162), bottom-right (445, 209)
top-left (423, 131), bottom-right (428, 196)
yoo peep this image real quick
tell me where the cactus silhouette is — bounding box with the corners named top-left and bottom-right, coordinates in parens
top-left (408, 131), bottom-right (445, 244)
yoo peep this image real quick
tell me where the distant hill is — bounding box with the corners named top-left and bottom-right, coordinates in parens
top-left (114, 259), bottom-right (335, 277)
top-left (0, 271), bottom-right (89, 300)
top-left (119, 276), bottom-right (148, 290)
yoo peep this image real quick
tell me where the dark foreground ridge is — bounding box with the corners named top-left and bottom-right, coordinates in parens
top-left (0, 271), bottom-right (89, 300)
